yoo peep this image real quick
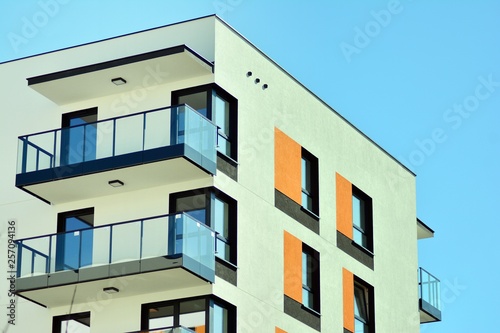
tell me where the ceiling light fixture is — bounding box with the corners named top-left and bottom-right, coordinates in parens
top-left (111, 77), bottom-right (127, 85)
top-left (103, 287), bottom-right (119, 294)
top-left (108, 180), bottom-right (124, 187)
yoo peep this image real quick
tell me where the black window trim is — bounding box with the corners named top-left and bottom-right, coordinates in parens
top-left (140, 294), bottom-right (236, 332)
top-left (171, 83), bottom-right (238, 160)
top-left (353, 276), bottom-right (375, 333)
top-left (57, 207), bottom-right (94, 233)
top-left (351, 185), bottom-right (373, 252)
top-left (169, 187), bottom-right (237, 265)
top-left (301, 147), bottom-right (319, 215)
top-left (302, 243), bottom-right (321, 313)
top-left (52, 311), bottom-right (91, 333)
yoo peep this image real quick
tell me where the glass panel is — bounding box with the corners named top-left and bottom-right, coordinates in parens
top-left (202, 113), bottom-right (216, 162)
top-left (95, 121), bottom-right (114, 159)
top-left (111, 222), bottom-right (140, 263)
top-left (352, 195), bottom-right (365, 230)
top-left (301, 157), bottom-right (311, 193)
top-left (149, 305), bottom-right (174, 330)
top-left (178, 91), bottom-right (208, 117)
top-left (353, 228), bottom-right (368, 248)
top-left (213, 197), bottom-right (229, 238)
top-left (216, 239), bottom-right (230, 262)
top-left (176, 194), bottom-right (206, 224)
top-left (90, 226), bottom-right (110, 266)
top-left (17, 237), bottom-right (50, 277)
top-left (419, 268), bottom-right (441, 310)
top-left (302, 192), bottom-right (313, 211)
top-left (144, 108), bottom-right (171, 150)
top-left (184, 105), bottom-right (202, 154)
top-left (217, 136), bottom-right (230, 156)
top-left (355, 319), bottom-right (368, 333)
top-left (214, 95), bottom-right (230, 135)
top-left (302, 288), bottom-right (314, 309)
top-left (180, 299), bottom-right (206, 330)
top-left (181, 214), bottom-right (215, 274)
top-left (212, 303), bottom-right (228, 333)
top-left (302, 252), bottom-right (311, 287)
top-left (115, 114), bottom-right (143, 155)
top-left (142, 217), bottom-right (169, 259)
top-left (82, 123), bottom-right (97, 162)
top-left (79, 228), bottom-right (94, 268)
top-left (25, 142), bottom-right (38, 172)
top-left (354, 285), bottom-right (368, 320)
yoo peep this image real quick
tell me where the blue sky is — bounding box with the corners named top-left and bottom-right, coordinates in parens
top-left (1, 1), bottom-right (499, 332)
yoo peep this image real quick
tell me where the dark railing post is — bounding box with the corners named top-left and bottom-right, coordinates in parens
top-left (48, 236), bottom-right (52, 274)
top-left (21, 138), bottom-right (28, 173)
top-left (167, 215), bottom-right (176, 255)
top-left (139, 220), bottom-right (144, 259)
top-left (142, 112), bottom-right (147, 151)
top-left (53, 131), bottom-right (57, 168)
top-left (112, 118), bottom-right (116, 157)
top-left (16, 242), bottom-right (22, 278)
top-left (109, 225), bottom-right (113, 264)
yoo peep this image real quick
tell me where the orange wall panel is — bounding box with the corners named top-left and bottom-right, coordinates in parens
top-left (284, 231), bottom-right (302, 303)
top-left (336, 172), bottom-right (353, 239)
top-left (275, 128), bottom-right (302, 204)
top-left (195, 326), bottom-right (205, 333)
top-left (343, 268), bottom-right (355, 332)
top-left (275, 327), bottom-right (287, 333)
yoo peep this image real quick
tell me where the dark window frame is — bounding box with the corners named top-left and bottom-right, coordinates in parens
top-left (169, 187), bottom-right (237, 265)
top-left (52, 311), bottom-right (90, 333)
top-left (55, 207), bottom-right (94, 271)
top-left (352, 185), bottom-right (373, 252)
top-left (140, 295), bottom-right (236, 332)
top-left (57, 207), bottom-right (94, 233)
top-left (172, 84), bottom-right (238, 160)
top-left (302, 243), bottom-right (320, 313)
top-left (354, 277), bottom-right (375, 333)
top-left (61, 107), bottom-right (98, 166)
top-left (301, 148), bottom-right (319, 216)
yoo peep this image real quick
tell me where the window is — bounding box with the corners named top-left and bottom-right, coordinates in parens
top-left (301, 148), bottom-right (319, 215)
top-left (354, 281), bottom-right (374, 333)
top-left (52, 312), bottom-right (90, 333)
top-left (61, 108), bottom-right (97, 165)
top-left (302, 244), bottom-right (320, 312)
top-left (172, 84), bottom-right (237, 160)
top-left (352, 187), bottom-right (373, 251)
top-left (141, 296), bottom-right (235, 332)
top-left (170, 188), bottom-right (237, 264)
top-left (56, 208), bottom-right (94, 271)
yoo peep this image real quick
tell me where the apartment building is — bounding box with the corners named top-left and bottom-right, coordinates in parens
top-left (0, 15), bottom-right (441, 332)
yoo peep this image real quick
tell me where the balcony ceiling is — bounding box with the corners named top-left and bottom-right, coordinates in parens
top-left (28, 45), bottom-right (214, 105)
top-left (21, 158), bottom-right (213, 204)
top-left (18, 268), bottom-right (212, 308)
top-left (417, 218), bottom-right (434, 239)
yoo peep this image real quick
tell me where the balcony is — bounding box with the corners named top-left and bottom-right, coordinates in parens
top-left (130, 326), bottom-right (196, 333)
top-left (419, 267), bottom-right (442, 323)
top-left (14, 213), bottom-right (215, 308)
top-left (27, 45), bottom-right (214, 105)
top-left (16, 105), bottom-right (216, 204)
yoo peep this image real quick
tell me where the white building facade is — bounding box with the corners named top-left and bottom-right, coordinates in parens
top-left (0, 15), bottom-right (440, 333)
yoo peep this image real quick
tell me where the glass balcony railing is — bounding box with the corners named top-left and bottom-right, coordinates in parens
top-left (130, 326), bottom-right (196, 333)
top-left (418, 267), bottom-right (442, 322)
top-left (16, 104), bottom-right (216, 180)
top-left (15, 213), bottom-right (215, 283)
